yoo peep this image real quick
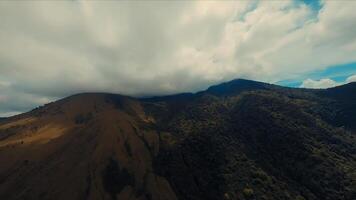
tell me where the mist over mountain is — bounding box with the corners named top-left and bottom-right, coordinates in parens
top-left (0, 79), bottom-right (355, 200)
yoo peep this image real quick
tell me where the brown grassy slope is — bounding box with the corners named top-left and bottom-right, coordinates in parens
top-left (0, 93), bottom-right (176, 200)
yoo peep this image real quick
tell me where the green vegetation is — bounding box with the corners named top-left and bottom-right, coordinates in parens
top-left (242, 188), bottom-right (254, 198)
top-left (1, 79), bottom-right (355, 200)
top-left (148, 80), bottom-right (356, 200)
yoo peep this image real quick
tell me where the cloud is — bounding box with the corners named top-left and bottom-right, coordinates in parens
top-left (346, 74), bottom-right (356, 83)
top-left (1, 0), bottom-right (356, 116)
top-left (300, 78), bottom-right (339, 89)
top-left (300, 74), bottom-right (356, 88)
top-left (0, 111), bottom-right (22, 118)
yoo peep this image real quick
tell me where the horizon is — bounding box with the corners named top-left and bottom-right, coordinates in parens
top-left (1, 77), bottom-right (355, 118)
top-left (1, 0), bottom-right (356, 117)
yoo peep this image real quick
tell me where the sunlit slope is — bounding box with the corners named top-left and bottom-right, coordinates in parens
top-left (0, 94), bottom-right (176, 200)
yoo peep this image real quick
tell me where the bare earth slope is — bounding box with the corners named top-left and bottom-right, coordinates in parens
top-left (0, 94), bottom-right (176, 200)
top-left (0, 79), bottom-right (355, 200)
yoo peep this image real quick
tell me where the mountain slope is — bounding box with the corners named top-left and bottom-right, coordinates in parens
top-left (0, 94), bottom-right (176, 200)
top-left (0, 79), bottom-right (355, 200)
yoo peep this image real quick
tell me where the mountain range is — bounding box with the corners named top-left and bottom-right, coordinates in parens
top-left (0, 79), bottom-right (355, 200)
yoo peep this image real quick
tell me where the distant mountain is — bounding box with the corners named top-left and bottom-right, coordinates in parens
top-left (203, 79), bottom-right (272, 96)
top-left (0, 79), bottom-right (355, 200)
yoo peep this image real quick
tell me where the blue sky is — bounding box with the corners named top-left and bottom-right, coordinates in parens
top-left (300, 0), bottom-right (322, 12)
top-left (276, 0), bottom-right (356, 88)
top-left (278, 62), bottom-right (356, 87)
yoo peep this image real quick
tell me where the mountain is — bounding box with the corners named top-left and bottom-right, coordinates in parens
top-left (0, 79), bottom-right (355, 200)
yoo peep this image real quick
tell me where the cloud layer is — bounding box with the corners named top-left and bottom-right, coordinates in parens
top-left (1, 0), bottom-right (356, 116)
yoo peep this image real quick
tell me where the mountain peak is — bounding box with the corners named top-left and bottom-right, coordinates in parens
top-left (204, 78), bottom-right (270, 96)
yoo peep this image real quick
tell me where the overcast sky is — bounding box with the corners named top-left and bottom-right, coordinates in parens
top-left (1, 0), bottom-right (356, 117)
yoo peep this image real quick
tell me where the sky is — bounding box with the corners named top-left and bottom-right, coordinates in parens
top-left (0, 0), bottom-right (356, 117)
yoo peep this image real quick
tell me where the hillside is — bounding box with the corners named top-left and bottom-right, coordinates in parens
top-left (0, 80), bottom-right (355, 200)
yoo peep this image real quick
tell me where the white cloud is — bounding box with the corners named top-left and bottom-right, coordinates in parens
top-left (1, 0), bottom-right (356, 116)
top-left (300, 74), bottom-right (356, 88)
top-left (300, 78), bottom-right (339, 89)
top-left (346, 74), bottom-right (356, 83)
top-left (0, 111), bottom-right (21, 118)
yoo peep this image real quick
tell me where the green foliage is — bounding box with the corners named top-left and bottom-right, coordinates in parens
top-left (242, 188), bottom-right (254, 198)
top-left (150, 81), bottom-right (356, 200)
top-left (295, 195), bottom-right (305, 200)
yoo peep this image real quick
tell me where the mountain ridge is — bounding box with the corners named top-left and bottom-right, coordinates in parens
top-left (0, 79), bottom-right (355, 200)
top-left (4, 79), bottom-right (356, 121)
